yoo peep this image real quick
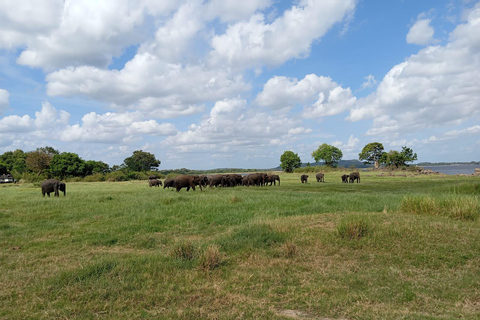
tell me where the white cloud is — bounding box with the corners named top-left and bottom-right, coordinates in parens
top-left (0, 115), bottom-right (34, 133)
top-left (165, 98), bottom-right (307, 154)
top-left (0, 89), bottom-right (9, 113)
top-left (46, 53), bottom-right (249, 118)
top-left (61, 111), bottom-right (177, 143)
top-left (209, 0), bottom-right (356, 68)
top-left (359, 74), bottom-right (377, 91)
top-left (349, 3), bottom-right (480, 139)
top-left (10, 0), bottom-right (185, 71)
top-left (204, 0), bottom-right (272, 22)
top-left (0, 0), bottom-right (63, 49)
top-left (407, 18), bottom-right (436, 45)
top-left (256, 74), bottom-right (356, 117)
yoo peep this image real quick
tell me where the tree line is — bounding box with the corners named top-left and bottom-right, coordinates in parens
top-left (279, 142), bottom-right (417, 172)
top-left (0, 147), bottom-right (161, 181)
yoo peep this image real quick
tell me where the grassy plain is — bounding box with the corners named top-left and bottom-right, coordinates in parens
top-left (1, 172), bottom-right (479, 319)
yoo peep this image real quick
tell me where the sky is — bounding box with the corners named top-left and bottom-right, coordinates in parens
top-left (0, 0), bottom-right (479, 170)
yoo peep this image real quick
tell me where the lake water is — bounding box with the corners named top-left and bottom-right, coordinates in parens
top-left (422, 164), bottom-right (479, 175)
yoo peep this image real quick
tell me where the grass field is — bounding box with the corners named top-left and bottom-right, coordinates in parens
top-left (1, 172), bottom-right (479, 319)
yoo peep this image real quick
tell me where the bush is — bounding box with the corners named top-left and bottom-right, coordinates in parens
top-left (83, 173), bottom-right (106, 182)
top-left (337, 217), bottom-right (372, 240)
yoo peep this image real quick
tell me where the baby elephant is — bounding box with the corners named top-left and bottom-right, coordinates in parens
top-left (316, 172), bottom-right (324, 182)
top-left (301, 174), bottom-right (309, 183)
top-left (341, 174), bottom-right (349, 183)
top-left (149, 179), bottom-right (162, 187)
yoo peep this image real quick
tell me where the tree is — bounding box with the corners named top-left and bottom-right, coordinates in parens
top-left (280, 151), bottom-right (302, 173)
top-left (311, 143), bottom-right (343, 167)
top-left (123, 150), bottom-right (160, 172)
top-left (358, 142), bottom-right (384, 169)
top-left (50, 152), bottom-right (87, 179)
top-left (25, 147), bottom-right (59, 177)
top-left (0, 149), bottom-right (27, 174)
top-left (380, 146), bottom-right (418, 168)
top-left (85, 160), bottom-right (110, 175)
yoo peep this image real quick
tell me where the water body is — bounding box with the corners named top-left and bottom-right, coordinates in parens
top-left (422, 164), bottom-right (479, 175)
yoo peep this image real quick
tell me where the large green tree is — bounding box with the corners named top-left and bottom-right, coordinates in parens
top-left (50, 152), bottom-right (87, 179)
top-left (123, 150), bottom-right (160, 172)
top-left (358, 142), bottom-right (384, 168)
top-left (380, 146), bottom-right (418, 168)
top-left (0, 149), bottom-right (27, 174)
top-left (85, 160), bottom-right (111, 175)
top-left (280, 151), bottom-right (302, 173)
top-left (311, 143), bottom-right (343, 167)
top-left (25, 146), bottom-right (59, 176)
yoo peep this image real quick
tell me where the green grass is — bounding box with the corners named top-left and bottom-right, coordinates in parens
top-left (0, 173), bottom-right (479, 319)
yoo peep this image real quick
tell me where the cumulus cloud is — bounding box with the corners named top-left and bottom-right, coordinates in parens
top-left (209, 0), bottom-right (356, 68)
top-left (349, 3), bottom-right (480, 139)
top-left (0, 89), bottom-right (9, 113)
top-left (165, 98), bottom-right (309, 155)
top-left (61, 111), bottom-right (177, 143)
top-left (358, 75), bottom-right (377, 91)
top-left (256, 74), bottom-right (356, 117)
top-left (406, 18), bottom-right (436, 45)
top-left (0, 101), bottom-right (68, 134)
top-left (46, 53), bottom-right (249, 117)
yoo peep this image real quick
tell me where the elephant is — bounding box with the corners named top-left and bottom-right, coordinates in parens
top-left (245, 172), bottom-right (267, 186)
top-left (265, 174), bottom-right (280, 186)
top-left (174, 175), bottom-right (203, 192)
top-left (198, 175), bottom-right (209, 188)
top-left (227, 174), bottom-right (243, 187)
top-left (349, 172), bottom-right (360, 183)
top-left (341, 174), bottom-right (349, 183)
top-left (301, 174), bottom-right (309, 183)
top-left (149, 179), bottom-right (162, 187)
top-left (316, 172), bottom-right (325, 182)
top-left (163, 178), bottom-right (175, 189)
top-left (208, 174), bottom-right (231, 188)
top-left (41, 179), bottom-right (66, 197)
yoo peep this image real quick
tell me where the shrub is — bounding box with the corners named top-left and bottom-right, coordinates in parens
top-left (171, 241), bottom-right (196, 261)
top-left (83, 173), bottom-right (106, 182)
top-left (199, 245), bottom-right (222, 271)
top-left (337, 217), bottom-right (371, 240)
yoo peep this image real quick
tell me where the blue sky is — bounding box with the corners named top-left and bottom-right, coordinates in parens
top-left (0, 0), bottom-right (479, 169)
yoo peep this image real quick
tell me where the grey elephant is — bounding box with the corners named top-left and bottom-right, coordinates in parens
top-left (349, 172), bottom-right (360, 183)
top-left (174, 175), bottom-right (203, 192)
top-left (149, 179), bottom-right (162, 187)
top-left (316, 172), bottom-right (325, 182)
top-left (208, 174), bottom-right (231, 188)
top-left (265, 174), bottom-right (280, 186)
top-left (163, 178), bottom-right (175, 189)
top-left (341, 174), bottom-right (349, 183)
top-left (245, 172), bottom-right (267, 186)
top-left (301, 174), bottom-right (308, 183)
top-left (41, 179), bottom-right (66, 197)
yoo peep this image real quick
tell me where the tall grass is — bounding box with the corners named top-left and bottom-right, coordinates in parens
top-left (1, 175), bottom-right (480, 319)
top-left (400, 195), bottom-right (479, 221)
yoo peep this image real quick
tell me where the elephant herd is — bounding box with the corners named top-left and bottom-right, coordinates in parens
top-left (40, 171), bottom-right (360, 196)
top-left (156, 173), bottom-right (281, 192)
top-left (301, 172), bottom-right (360, 184)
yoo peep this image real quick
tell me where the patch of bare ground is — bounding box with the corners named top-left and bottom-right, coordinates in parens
top-left (277, 309), bottom-right (350, 320)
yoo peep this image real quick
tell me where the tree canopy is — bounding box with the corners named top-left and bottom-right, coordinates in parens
top-left (380, 146), bottom-right (418, 168)
top-left (25, 146), bottom-right (59, 176)
top-left (311, 143), bottom-right (343, 167)
top-left (358, 142), bottom-right (384, 168)
top-left (123, 150), bottom-right (160, 172)
top-left (50, 152), bottom-right (87, 179)
top-left (280, 151), bottom-right (302, 173)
